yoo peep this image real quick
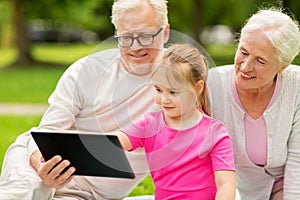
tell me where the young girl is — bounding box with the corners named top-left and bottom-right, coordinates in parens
top-left (116, 44), bottom-right (236, 200)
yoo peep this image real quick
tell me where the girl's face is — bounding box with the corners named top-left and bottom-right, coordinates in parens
top-left (152, 64), bottom-right (199, 121)
top-left (234, 31), bottom-right (286, 92)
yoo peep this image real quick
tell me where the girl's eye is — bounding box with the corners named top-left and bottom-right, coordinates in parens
top-left (170, 91), bottom-right (178, 95)
top-left (155, 87), bottom-right (162, 93)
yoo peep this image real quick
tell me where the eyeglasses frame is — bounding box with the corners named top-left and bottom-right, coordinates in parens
top-left (114, 27), bottom-right (163, 47)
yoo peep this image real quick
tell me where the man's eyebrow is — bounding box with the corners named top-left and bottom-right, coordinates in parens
top-left (117, 28), bottom-right (157, 35)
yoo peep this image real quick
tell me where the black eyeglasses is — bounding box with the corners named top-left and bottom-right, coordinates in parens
top-left (114, 27), bottom-right (163, 47)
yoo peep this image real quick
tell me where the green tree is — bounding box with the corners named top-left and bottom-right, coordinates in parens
top-left (8, 0), bottom-right (113, 67)
top-left (4, 0), bottom-right (300, 67)
top-left (12, 0), bottom-right (33, 65)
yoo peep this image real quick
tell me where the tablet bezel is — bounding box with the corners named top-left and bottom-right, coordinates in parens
top-left (31, 131), bottom-right (135, 179)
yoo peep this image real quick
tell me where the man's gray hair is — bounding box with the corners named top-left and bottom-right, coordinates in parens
top-left (111, 0), bottom-right (168, 30)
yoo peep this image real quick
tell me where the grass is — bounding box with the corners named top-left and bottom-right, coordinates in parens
top-left (31, 42), bottom-right (117, 66)
top-left (0, 42), bottom-right (116, 69)
top-left (130, 175), bottom-right (155, 196)
top-left (0, 115), bottom-right (42, 169)
top-left (0, 42), bottom-right (119, 103)
top-left (0, 67), bottom-right (65, 103)
top-left (0, 43), bottom-right (99, 104)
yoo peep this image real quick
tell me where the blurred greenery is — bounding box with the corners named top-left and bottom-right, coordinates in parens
top-left (0, 43), bottom-right (99, 103)
top-left (0, 43), bottom-right (100, 69)
top-left (206, 44), bottom-right (237, 66)
top-left (0, 115), bottom-right (42, 171)
top-left (129, 175), bottom-right (155, 196)
top-left (2, 0), bottom-right (300, 66)
top-left (0, 67), bottom-right (64, 103)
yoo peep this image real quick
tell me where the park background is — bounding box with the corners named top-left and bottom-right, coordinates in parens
top-left (1, 0), bottom-right (300, 196)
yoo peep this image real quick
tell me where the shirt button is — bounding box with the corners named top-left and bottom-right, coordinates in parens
top-left (264, 112), bottom-right (268, 116)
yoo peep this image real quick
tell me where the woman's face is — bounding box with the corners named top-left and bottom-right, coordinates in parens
top-left (234, 31), bottom-right (286, 92)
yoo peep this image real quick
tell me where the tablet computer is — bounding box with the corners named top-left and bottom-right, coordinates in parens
top-left (31, 131), bottom-right (135, 179)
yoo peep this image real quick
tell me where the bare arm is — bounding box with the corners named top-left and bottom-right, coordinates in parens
top-left (30, 150), bottom-right (76, 189)
top-left (114, 131), bottom-right (133, 151)
top-left (214, 170), bottom-right (236, 200)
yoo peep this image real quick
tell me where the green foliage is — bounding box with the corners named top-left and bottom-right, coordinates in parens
top-left (129, 175), bottom-right (154, 196)
top-left (23, 0), bottom-right (114, 38)
top-left (168, 1), bottom-right (194, 33)
top-left (2, 0), bottom-right (300, 51)
top-left (0, 0), bottom-right (11, 24)
top-left (206, 44), bottom-right (237, 67)
top-left (293, 55), bottom-right (300, 65)
top-left (0, 115), bottom-right (42, 172)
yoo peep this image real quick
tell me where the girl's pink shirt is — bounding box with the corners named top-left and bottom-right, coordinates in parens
top-left (122, 111), bottom-right (235, 199)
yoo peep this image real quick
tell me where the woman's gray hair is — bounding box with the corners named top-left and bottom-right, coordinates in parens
top-left (241, 8), bottom-right (300, 65)
top-left (111, 0), bottom-right (168, 30)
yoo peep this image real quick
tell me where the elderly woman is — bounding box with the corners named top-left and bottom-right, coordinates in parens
top-left (208, 8), bottom-right (300, 200)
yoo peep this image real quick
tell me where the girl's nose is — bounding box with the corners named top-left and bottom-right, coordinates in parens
top-left (161, 94), bottom-right (171, 103)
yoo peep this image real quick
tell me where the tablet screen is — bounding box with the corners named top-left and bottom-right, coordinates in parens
top-left (31, 131), bottom-right (135, 179)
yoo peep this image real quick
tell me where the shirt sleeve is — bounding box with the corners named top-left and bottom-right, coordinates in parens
top-left (27, 127), bottom-right (39, 156)
top-left (284, 78), bottom-right (300, 198)
top-left (209, 122), bottom-right (235, 171)
top-left (38, 60), bottom-right (83, 130)
top-left (121, 114), bottom-right (152, 150)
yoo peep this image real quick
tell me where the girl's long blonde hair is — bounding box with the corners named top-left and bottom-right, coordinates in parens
top-left (157, 43), bottom-right (210, 116)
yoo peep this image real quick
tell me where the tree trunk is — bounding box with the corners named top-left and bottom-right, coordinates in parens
top-left (12, 0), bottom-right (34, 66)
top-left (192, 0), bottom-right (202, 44)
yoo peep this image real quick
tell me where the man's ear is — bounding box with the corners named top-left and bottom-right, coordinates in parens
top-left (163, 24), bottom-right (170, 44)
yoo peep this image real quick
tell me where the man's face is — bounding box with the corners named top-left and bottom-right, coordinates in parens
top-left (116, 3), bottom-right (169, 75)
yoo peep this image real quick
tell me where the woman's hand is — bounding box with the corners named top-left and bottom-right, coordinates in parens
top-left (30, 150), bottom-right (76, 189)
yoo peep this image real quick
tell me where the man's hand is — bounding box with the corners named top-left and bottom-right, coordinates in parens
top-left (30, 150), bottom-right (76, 189)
